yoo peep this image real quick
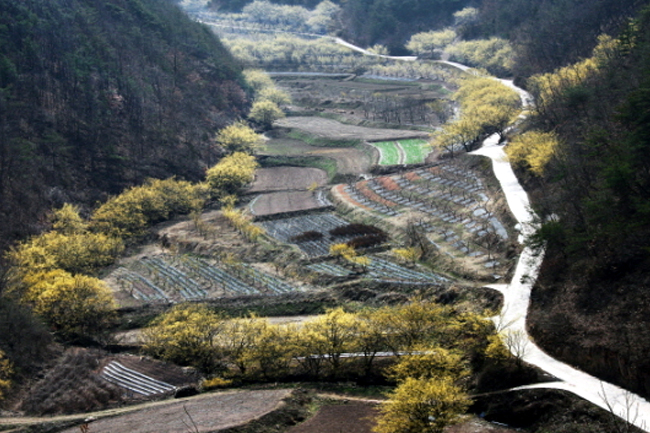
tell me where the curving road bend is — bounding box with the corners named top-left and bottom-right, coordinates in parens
top-left (472, 128), bottom-right (650, 431)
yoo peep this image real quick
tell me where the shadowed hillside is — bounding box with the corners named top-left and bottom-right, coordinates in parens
top-left (0, 0), bottom-right (247, 249)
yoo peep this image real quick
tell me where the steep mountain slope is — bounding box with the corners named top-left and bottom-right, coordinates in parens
top-left (473, 0), bottom-right (646, 76)
top-left (0, 0), bottom-right (247, 249)
top-left (517, 5), bottom-right (650, 398)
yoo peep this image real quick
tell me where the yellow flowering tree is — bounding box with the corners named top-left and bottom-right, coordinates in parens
top-left (206, 152), bottom-right (259, 197)
top-left (23, 270), bottom-right (116, 339)
top-left (216, 122), bottom-right (263, 154)
top-left (374, 376), bottom-right (471, 433)
top-left (506, 130), bottom-right (560, 176)
top-left (143, 304), bottom-right (224, 372)
top-left (91, 177), bottom-right (204, 238)
top-left (248, 99), bottom-right (285, 129)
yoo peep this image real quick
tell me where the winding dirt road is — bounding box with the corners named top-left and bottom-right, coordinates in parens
top-left (472, 122), bottom-right (650, 431)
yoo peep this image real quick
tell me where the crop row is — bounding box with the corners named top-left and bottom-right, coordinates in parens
top-left (259, 213), bottom-right (348, 243)
top-left (306, 262), bottom-right (354, 277)
top-left (307, 256), bottom-right (448, 285)
top-left (333, 162), bottom-right (510, 261)
top-left (101, 361), bottom-right (176, 397)
top-left (335, 184), bottom-right (399, 217)
top-left (261, 212), bottom-right (395, 258)
top-left (259, 213), bottom-right (353, 257)
top-left (112, 268), bottom-right (169, 302)
top-left (111, 254), bottom-right (303, 303)
top-left (366, 257), bottom-right (449, 284)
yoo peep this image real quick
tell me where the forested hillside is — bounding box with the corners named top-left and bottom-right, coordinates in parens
top-left (0, 0), bottom-right (246, 250)
top-left (208, 0), bottom-right (473, 53)
top-left (473, 0), bottom-right (646, 76)
top-left (513, 4), bottom-right (650, 398)
top-left (208, 0), bottom-right (647, 76)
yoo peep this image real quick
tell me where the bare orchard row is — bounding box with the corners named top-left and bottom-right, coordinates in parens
top-left (109, 254), bottom-right (305, 304)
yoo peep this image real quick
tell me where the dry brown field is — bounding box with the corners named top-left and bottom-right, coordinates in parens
top-left (275, 117), bottom-right (428, 142)
top-left (287, 401), bottom-right (379, 433)
top-left (250, 191), bottom-right (330, 216)
top-left (58, 389), bottom-right (292, 433)
top-left (247, 167), bottom-right (329, 193)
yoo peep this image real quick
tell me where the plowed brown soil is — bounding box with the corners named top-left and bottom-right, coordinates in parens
top-left (248, 167), bottom-right (328, 193)
top-left (287, 401), bottom-right (379, 433)
top-left (275, 117), bottom-right (428, 142)
top-left (58, 389), bottom-right (292, 433)
top-left (250, 191), bottom-right (330, 216)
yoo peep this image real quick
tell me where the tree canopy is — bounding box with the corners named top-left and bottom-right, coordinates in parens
top-left (506, 130), bottom-right (559, 176)
top-left (205, 152), bottom-right (259, 196)
top-left (22, 270), bottom-right (116, 339)
top-left (0, 0), bottom-right (246, 249)
top-left (406, 29), bottom-right (457, 58)
top-left (248, 99), bottom-right (285, 129)
top-left (143, 304), bottom-right (225, 372)
top-left (216, 122), bottom-right (263, 154)
top-left (434, 75), bottom-right (521, 155)
top-left (374, 376), bottom-right (471, 433)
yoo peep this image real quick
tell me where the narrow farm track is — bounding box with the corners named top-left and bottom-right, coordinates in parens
top-left (472, 127), bottom-right (650, 431)
top-left (393, 141), bottom-right (406, 164)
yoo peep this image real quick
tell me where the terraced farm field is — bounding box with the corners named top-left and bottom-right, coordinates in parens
top-left (259, 213), bottom-right (450, 284)
top-left (370, 139), bottom-right (432, 165)
top-left (259, 138), bottom-right (373, 175)
top-left (331, 161), bottom-right (513, 275)
top-left (401, 139), bottom-right (432, 164)
top-left (249, 190), bottom-right (332, 217)
top-left (247, 167), bottom-right (328, 193)
top-left (259, 213), bottom-right (349, 257)
top-left (287, 401), bottom-right (379, 433)
top-left (275, 117), bottom-right (428, 142)
top-left (373, 140), bottom-right (401, 165)
top-left (59, 389), bottom-right (294, 433)
top-left (106, 254), bottom-right (308, 305)
top-left (306, 256), bottom-right (449, 285)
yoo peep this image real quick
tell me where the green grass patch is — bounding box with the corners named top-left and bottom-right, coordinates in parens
top-left (372, 141), bottom-right (401, 165)
top-left (370, 139), bottom-right (432, 165)
top-left (287, 130), bottom-right (360, 148)
top-left (260, 155), bottom-right (338, 181)
top-left (400, 139), bottom-right (432, 164)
